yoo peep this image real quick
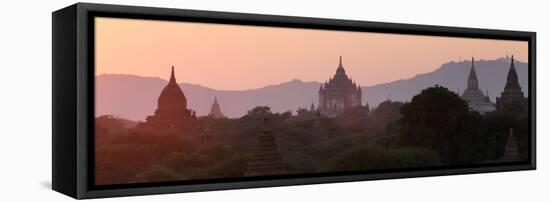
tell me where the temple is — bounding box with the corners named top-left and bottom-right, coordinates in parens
top-left (318, 56), bottom-right (362, 117)
top-left (244, 118), bottom-right (287, 177)
top-left (501, 128), bottom-right (520, 161)
top-left (496, 56), bottom-right (527, 113)
top-left (137, 66), bottom-right (196, 133)
top-left (208, 96), bottom-right (225, 118)
top-left (461, 57), bottom-right (495, 113)
top-left (309, 102), bottom-right (315, 112)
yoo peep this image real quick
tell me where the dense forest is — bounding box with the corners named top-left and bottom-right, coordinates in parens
top-left (95, 86), bottom-right (529, 185)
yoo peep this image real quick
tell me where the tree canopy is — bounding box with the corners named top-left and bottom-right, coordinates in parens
top-left (398, 85), bottom-right (491, 164)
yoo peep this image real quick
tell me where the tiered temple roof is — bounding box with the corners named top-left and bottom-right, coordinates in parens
top-left (501, 128), bottom-right (520, 161)
top-left (496, 56), bottom-right (527, 113)
top-left (244, 118), bottom-right (287, 176)
top-left (208, 96), bottom-right (225, 118)
top-left (318, 56), bottom-right (362, 117)
top-left (461, 57), bottom-right (495, 113)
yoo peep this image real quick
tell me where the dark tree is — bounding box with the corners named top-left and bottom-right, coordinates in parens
top-left (335, 106), bottom-right (370, 128)
top-left (244, 106), bottom-right (272, 118)
top-left (373, 100), bottom-right (403, 120)
top-left (399, 85), bottom-right (489, 164)
top-left (95, 115), bottom-right (124, 133)
top-left (295, 108), bottom-right (311, 116)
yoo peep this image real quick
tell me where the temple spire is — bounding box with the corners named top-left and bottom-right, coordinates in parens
top-left (169, 66), bottom-right (176, 84)
top-left (496, 54), bottom-right (526, 113)
top-left (504, 55), bottom-right (521, 91)
top-left (336, 56), bottom-right (346, 75)
top-left (467, 57), bottom-right (479, 90)
top-left (208, 96), bottom-right (224, 118)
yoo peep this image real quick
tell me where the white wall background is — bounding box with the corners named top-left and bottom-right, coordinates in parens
top-left (0, 0), bottom-right (547, 201)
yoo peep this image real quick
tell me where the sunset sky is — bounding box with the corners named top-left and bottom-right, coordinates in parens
top-left (95, 17), bottom-right (528, 90)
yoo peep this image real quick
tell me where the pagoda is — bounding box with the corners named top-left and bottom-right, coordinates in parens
top-left (501, 128), bottom-right (520, 161)
top-left (244, 118), bottom-right (287, 177)
top-left (137, 66), bottom-right (196, 133)
top-left (461, 57), bottom-right (495, 113)
top-left (207, 96), bottom-right (225, 118)
top-left (318, 56), bottom-right (362, 117)
top-left (496, 56), bottom-right (527, 113)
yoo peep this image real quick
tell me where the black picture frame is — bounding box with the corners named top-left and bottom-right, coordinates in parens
top-left (52, 3), bottom-right (536, 199)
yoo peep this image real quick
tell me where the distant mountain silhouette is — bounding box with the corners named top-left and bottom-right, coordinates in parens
top-left (96, 76), bottom-right (321, 120)
top-left (96, 58), bottom-right (528, 120)
top-left (363, 57), bottom-right (528, 108)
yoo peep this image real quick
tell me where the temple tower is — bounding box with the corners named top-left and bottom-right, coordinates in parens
top-left (461, 57), bottom-right (495, 113)
top-left (318, 56), bottom-right (363, 117)
top-left (496, 56), bottom-right (527, 113)
top-left (137, 66), bottom-right (195, 132)
top-left (501, 128), bottom-right (520, 161)
top-left (467, 57), bottom-right (479, 90)
top-left (244, 118), bottom-right (287, 177)
top-left (208, 96), bottom-right (225, 118)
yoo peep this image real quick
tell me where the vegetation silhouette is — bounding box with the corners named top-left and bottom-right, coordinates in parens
top-left (95, 86), bottom-right (528, 185)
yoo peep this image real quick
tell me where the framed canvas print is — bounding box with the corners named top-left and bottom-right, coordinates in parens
top-left (52, 3), bottom-right (536, 199)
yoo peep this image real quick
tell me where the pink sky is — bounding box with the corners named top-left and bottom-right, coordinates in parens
top-left (95, 17), bottom-right (528, 90)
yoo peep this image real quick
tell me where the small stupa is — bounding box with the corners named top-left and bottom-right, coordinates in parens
top-left (244, 118), bottom-right (287, 177)
top-left (501, 128), bottom-right (520, 161)
top-left (208, 96), bottom-right (225, 118)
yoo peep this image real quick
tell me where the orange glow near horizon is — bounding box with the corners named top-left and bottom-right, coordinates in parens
top-left (95, 17), bottom-right (528, 90)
